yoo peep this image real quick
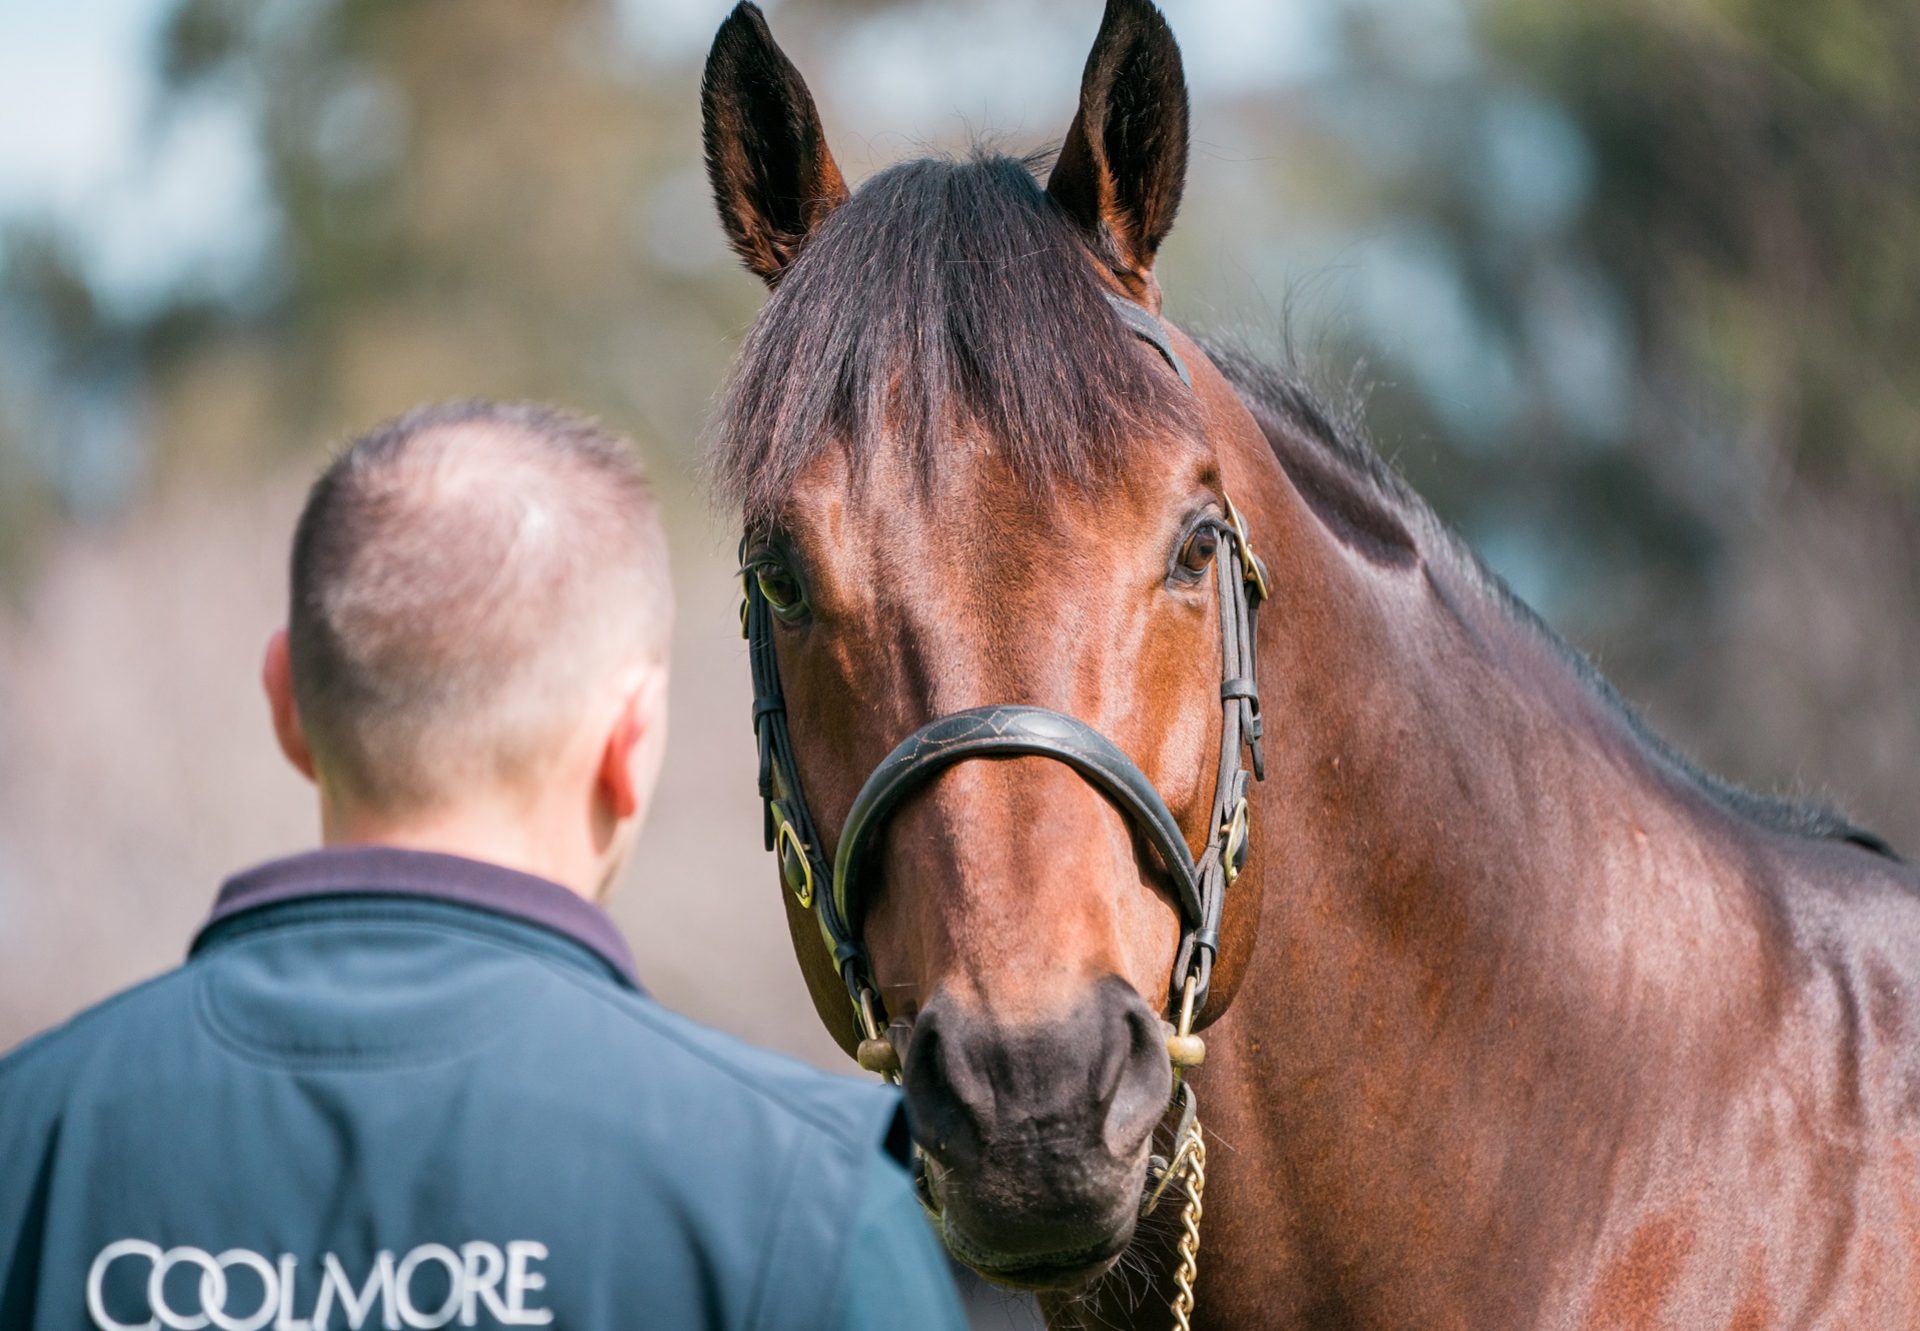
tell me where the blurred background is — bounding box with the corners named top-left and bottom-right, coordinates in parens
top-left (0, 1), bottom-right (1913, 1319)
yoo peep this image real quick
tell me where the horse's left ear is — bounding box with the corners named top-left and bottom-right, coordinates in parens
top-left (1047, 0), bottom-right (1190, 298)
top-left (701, 2), bottom-right (849, 286)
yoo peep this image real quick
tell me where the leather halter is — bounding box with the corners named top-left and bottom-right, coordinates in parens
top-left (744, 292), bottom-right (1268, 1061)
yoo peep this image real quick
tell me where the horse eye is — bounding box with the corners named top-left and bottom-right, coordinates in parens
top-left (754, 562), bottom-right (807, 618)
top-left (1177, 526), bottom-right (1220, 576)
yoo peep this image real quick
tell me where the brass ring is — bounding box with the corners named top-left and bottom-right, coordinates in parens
top-left (1220, 797), bottom-right (1250, 886)
top-left (1221, 494), bottom-right (1271, 602)
top-left (856, 987), bottom-right (901, 1079)
top-left (1167, 972), bottom-right (1206, 1069)
top-left (774, 818), bottom-right (815, 909)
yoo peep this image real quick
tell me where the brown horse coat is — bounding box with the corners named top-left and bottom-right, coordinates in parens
top-left (700, 2), bottom-right (1918, 1325)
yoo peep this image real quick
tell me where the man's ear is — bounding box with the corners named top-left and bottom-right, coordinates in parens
top-left (596, 667), bottom-right (667, 823)
top-left (262, 629), bottom-right (316, 783)
top-left (1047, 0), bottom-right (1190, 299)
top-left (701, 2), bottom-right (849, 286)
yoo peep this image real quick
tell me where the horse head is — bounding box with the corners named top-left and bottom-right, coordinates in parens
top-left (702, 0), bottom-right (1276, 1290)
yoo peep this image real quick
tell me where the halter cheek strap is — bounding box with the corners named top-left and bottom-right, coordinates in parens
top-left (743, 293), bottom-right (1267, 1073)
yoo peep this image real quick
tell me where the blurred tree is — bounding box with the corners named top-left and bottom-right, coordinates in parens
top-left (0, 0), bottom-right (758, 563)
top-left (0, 0), bottom-right (1911, 834)
top-left (1489, 0), bottom-right (1920, 488)
top-left (1475, 0), bottom-right (1920, 826)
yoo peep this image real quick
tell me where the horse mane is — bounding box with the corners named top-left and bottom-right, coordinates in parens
top-left (710, 150), bottom-right (1197, 524)
top-left (711, 147), bottom-right (1895, 863)
top-left (1202, 343), bottom-right (1899, 863)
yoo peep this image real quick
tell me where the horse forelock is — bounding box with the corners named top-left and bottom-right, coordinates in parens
top-left (708, 149), bottom-right (1199, 525)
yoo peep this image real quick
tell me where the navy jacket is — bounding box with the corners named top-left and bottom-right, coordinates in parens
top-left (0, 848), bottom-right (964, 1331)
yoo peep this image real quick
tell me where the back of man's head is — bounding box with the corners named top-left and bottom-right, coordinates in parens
top-left (286, 401), bottom-right (672, 816)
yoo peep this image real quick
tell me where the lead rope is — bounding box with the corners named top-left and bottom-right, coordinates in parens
top-left (1141, 1092), bottom-right (1207, 1331)
top-left (1146, 982), bottom-right (1209, 1331)
top-left (1170, 1129), bottom-right (1207, 1331)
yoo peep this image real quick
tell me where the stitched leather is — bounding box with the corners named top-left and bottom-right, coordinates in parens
top-left (832, 705), bottom-right (1206, 936)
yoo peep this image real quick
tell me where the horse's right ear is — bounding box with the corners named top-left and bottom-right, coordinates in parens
top-left (701, 3), bottom-right (848, 287)
top-left (1047, 0), bottom-right (1189, 300)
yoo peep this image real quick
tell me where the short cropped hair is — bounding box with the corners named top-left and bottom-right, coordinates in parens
top-left (288, 401), bottom-right (672, 812)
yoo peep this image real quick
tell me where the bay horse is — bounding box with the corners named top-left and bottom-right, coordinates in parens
top-left (700, 1), bottom-right (1918, 1326)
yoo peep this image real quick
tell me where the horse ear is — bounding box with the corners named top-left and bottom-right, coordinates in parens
top-left (1047, 0), bottom-right (1190, 296)
top-left (701, 3), bottom-right (849, 286)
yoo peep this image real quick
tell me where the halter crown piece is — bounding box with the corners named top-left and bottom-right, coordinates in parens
top-left (742, 292), bottom-right (1268, 1078)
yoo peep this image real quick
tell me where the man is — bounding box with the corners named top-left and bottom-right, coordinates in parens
top-left (0, 401), bottom-right (966, 1331)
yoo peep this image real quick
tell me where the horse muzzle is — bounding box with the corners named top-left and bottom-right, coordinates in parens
top-left (900, 978), bottom-right (1171, 1287)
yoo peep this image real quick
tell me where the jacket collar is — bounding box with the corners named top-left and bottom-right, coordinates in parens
top-left (191, 845), bottom-right (642, 989)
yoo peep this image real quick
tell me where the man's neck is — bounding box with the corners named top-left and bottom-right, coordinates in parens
top-left (320, 800), bottom-right (613, 904)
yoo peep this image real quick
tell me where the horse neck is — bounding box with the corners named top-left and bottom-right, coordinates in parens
top-left (1206, 431), bottom-right (1781, 1305)
top-left (1245, 508), bottom-right (1770, 988)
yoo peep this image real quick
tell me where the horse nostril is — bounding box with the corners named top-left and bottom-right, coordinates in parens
top-left (902, 1001), bottom-right (988, 1171)
top-left (1100, 991), bottom-right (1175, 1157)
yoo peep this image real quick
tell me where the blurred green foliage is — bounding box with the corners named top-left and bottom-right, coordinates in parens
top-left (1494, 0), bottom-right (1920, 489)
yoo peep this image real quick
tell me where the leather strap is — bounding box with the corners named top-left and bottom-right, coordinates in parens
top-left (832, 706), bottom-right (1206, 938)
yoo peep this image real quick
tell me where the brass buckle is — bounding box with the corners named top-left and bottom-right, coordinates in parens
top-left (1220, 796), bottom-right (1249, 886)
top-left (774, 816), bottom-right (814, 909)
top-left (1221, 494), bottom-right (1270, 602)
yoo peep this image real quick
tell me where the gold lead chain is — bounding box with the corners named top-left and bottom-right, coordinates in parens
top-left (1168, 1125), bottom-right (1207, 1331)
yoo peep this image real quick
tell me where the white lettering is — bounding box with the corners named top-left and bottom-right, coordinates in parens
top-left (501, 1244), bottom-right (551, 1327)
top-left (152, 1248), bottom-right (224, 1331)
top-left (312, 1252), bottom-right (394, 1331)
top-left (275, 1254), bottom-right (310, 1331)
top-left (457, 1244), bottom-right (508, 1326)
top-left (88, 1239), bottom-right (163, 1331)
top-left (206, 1250), bottom-right (278, 1331)
top-left (86, 1242), bottom-right (551, 1331)
top-left (393, 1246), bottom-right (460, 1330)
